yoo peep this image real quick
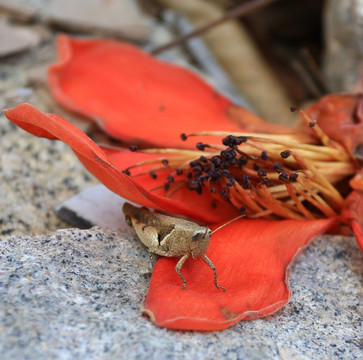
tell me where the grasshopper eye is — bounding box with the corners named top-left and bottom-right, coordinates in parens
top-left (192, 228), bottom-right (211, 241)
top-left (191, 232), bottom-right (203, 241)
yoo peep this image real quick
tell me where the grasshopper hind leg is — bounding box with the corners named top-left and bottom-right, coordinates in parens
top-left (203, 255), bottom-right (226, 292)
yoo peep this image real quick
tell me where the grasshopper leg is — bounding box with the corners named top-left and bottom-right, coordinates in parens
top-left (203, 255), bottom-right (226, 292)
top-left (175, 254), bottom-right (189, 290)
top-left (147, 251), bottom-right (158, 268)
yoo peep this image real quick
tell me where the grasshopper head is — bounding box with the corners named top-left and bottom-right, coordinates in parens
top-left (190, 227), bottom-right (211, 257)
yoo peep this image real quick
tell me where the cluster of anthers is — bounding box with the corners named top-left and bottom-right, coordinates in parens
top-left (124, 108), bottom-right (356, 220)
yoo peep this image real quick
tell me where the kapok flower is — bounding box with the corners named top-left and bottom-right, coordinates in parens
top-left (4, 35), bottom-right (362, 331)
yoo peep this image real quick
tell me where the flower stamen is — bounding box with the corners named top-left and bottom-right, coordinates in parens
top-left (122, 119), bottom-right (356, 220)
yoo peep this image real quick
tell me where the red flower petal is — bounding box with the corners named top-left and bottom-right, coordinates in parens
top-left (49, 35), bottom-right (247, 148)
top-left (341, 190), bottom-right (363, 251)
top-left (350, 169), bottom-right (363, 192)
top-left (4, 104), bottom-right (238, 223)
top-left (304, 94), bottom-right (363, 156)
top-left (144, 217), bottom-right (336, 331)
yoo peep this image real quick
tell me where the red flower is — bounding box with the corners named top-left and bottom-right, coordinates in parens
top-left (4, 35), bottom-right (362, 331)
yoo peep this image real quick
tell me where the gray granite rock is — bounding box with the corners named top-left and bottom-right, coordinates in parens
top-left (0, 228), bottom-right (362, 360)
top-left (0, 16), bottom-right (40, 57)
top-left (0, 0), bottom-right (150, 43)
top-left (0, 0), bottom-right (43, 22)
top-left (43, 0), bottom-right (150, 42)
top-left (0, 111), bottom-right (98, 240)
top-left (323, 0), bottom-right (363, 92)
top-left (0, 29), bottom-right (97, 240)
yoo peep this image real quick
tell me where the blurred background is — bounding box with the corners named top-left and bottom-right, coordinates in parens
top-left (0, 0), bottom-right (362, 125)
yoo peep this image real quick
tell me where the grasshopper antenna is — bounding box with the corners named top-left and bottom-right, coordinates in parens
top-left (211, 214), bottom-right (246, 236)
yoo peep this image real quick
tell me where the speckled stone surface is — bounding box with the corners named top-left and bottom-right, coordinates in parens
top-left (0, 42), bottom-right (98, 240)
top-left (0, 229), bottom-right (362, 360)
top-left (0, 111), bottom-right (97, 239)
top-left (323, 0), bottom-right (363, 92)
top-left (0, 3), bottom-right (362, 359)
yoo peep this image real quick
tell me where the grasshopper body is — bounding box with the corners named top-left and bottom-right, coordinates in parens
top-left (122, 202), bottom-right (225, 291)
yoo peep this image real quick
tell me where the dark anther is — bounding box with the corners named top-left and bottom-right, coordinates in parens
top-left (257, 169), bottom-right (267, 177)
top-left (196, 142), bottom-right (209, 151)
top-left (176, 169), bottom-right (183, 175)
top-left (222, 135), bottom-right (247, 146)
top-left (167, 174), bottom-right (174, 182)
top-left (237, 156), bottom-right (248, 166)
top-left (290, 106), bottom-right (297, 112)
top-left (240, 207), bottom-right (246, 215)
top-left (219, 161), bottom-right (227, 170)
top-left (123, 169), bottom-right (131, 176)
top-left (211, 156), bottom-right (222, 167)
top-left (261, 177), bottom-right (270, 186)
top-left (279, 172), bottom-right (289, 181)
top-left (222, 135), bottom-right (233, 146)
top-left (222, 135), bottom-right (235, 147)
top-left (164, 182), bottom-right (170, 191)
top-left (226, 177), bottom-right (235, 187)
top-left (180, 133), bottom-right (187, 141)
top-left (199, 156), bottom-right (208, 163)
top-left (208, 170), bottom-right (220, 181)
top-left (309, 121), bottom-right (316, 127)
top-left (289, 173), bottom-right (299, 181)
top-left (253, 163), bottom-right (260, 171)
top-left (162, 159), bottom-right (169, 165)
top-left (210, 188), bottom-right (217, 193)
top-left (242, 180), bottom-right (251, 189)
top-left (222, 169), bottom-right (230, 176)
top-left (188, 180), bottom-right (202, 194)
top-left (229, 158), bottom-right (237, 166)
top-left (190, 160), bottom-right (201, 168)
top-left (261, 151), bottom-right (268, 160)
top-left (188, 179), bottom-right (199, 188)
top-left (242, 181), bottom-right (250, 189)
top-left (280, 150), bottom-right (291, 159)
top-left (221, 148), bottom-right (236, 160)
top-left (242, 174), bottom-right (251, 189)
top-left (199, 175), bottom-right (209, 182)
top-left (149, 171), bottom-right (157, 179)
top-left (219, 188), bottom-right (228, 197)
top-left (192, 166), bottom-right (202, 176)
top-left (273, 162), bottom-right (283, 172)
top-left (129, 145), bottom-right (138, 152)
top-left (187, 172), bottom-right (193, 179)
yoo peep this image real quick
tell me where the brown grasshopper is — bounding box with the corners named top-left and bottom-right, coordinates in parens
top-left (122, 202), bottom-right (226, 291)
